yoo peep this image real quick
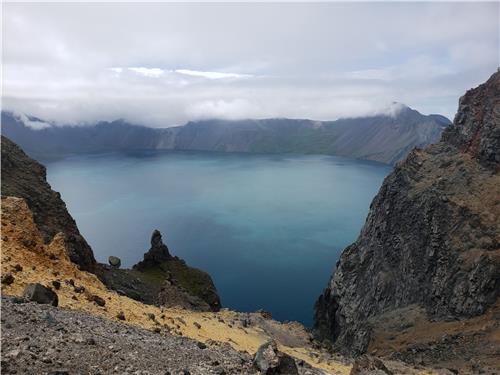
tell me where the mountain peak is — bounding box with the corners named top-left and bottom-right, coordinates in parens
top-left (383, 102), bottom-right (413, 117)
top-left (442, 70), bottom-right (500, 167)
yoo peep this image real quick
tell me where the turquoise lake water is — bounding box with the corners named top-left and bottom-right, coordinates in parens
top-left (46, 151), bottom-right (390, 326)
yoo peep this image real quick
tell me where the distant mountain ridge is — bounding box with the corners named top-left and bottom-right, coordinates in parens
top-left (1, 105), bottom-right (450, 164)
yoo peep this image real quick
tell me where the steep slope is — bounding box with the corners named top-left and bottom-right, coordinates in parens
top-left (1, 105), bottom-right (449, 164)
top-left (1, 135), bottom-right (97, 272)
top-left (2, 297), bottom-right (255, 375)
top-left (314, 72), bottom-right (500, 371)
top-left (324, 105), bottom-right (449, 164)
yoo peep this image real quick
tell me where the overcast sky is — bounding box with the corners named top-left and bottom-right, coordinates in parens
top-left (2, 2), bottom-right (499, 127)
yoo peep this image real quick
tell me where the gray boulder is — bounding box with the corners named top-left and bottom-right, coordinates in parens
top-left (23, 283), bottom-right (58, 306)
top-left (108, 256), bottom-right (121, 268)
top-left (253, 340), bottom-right (298, 374)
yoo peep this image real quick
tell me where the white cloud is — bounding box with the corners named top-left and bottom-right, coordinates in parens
top-left (175, 69), bottom-right (252, 80)
top-left (1, 2), bottom-right (498, 127)
top-left (15, 113), bottom-right (52, 130)
top-left (128, 67), bottom-right (165, 78)
top-left (376, 102), bottom-right (409, 118)
top-left (186, 98), bottom-right (257, 119)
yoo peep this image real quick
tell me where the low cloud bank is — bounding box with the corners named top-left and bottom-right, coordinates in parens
top-left (2, 2), bottom-right (498, 127)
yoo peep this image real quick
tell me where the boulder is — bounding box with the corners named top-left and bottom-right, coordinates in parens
top-left (2, 273), bottom-right (15, 285)
top-left (23, 283), bottom-right (58, 306)
top-left (108, 256), bottom-right (121, 268)
top-left (87, 294), bottom-right (106, 307)
top-left (253, 340), bottom-right (298, 375)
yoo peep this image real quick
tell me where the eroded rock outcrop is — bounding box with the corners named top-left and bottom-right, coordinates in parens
top-left (101, 229), bottom-right (221, 311)
top-left (133, 229), bottom-right (221, 312)
top-left (1, 136), bottom-right (96, 272)
top-left (314, 72), bottom-right (500, 361)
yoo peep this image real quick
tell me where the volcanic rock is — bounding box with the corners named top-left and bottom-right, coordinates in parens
top-left (23, 283), bottom-right (58, 307)
top-left (2, 273), bottom-right (15, 285)
top-left (133, 229), bottom-right (171, 270)
top-left (108, 256), bottom-right (121, 268)
top-left (253, 340), bottom-right (299, 375)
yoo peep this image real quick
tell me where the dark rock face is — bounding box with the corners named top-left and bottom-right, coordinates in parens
top-left (157, 278), bottom-right (212, 311)
top-left (442, 72), bottom-right (500, 167)
top-left (23, 283), bottom-right (59, 306)
top-left (253, 340), bottom-right (299, 375)
top-left (314, 72), bottom-right (500, 355)
top-left (97, 265), bottom-right (159, 304)
top-left (1, 136), bottom-right (96, 272)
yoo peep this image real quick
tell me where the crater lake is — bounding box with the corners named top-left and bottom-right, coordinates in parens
top-left (46, 151), bottom-right (391, 325)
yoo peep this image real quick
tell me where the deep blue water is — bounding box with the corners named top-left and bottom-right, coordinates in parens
top-left (46, 151), bottom-right (390, 326)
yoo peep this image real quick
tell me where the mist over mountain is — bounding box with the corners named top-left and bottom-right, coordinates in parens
top-left (1, 104), bottom-right (450, 164)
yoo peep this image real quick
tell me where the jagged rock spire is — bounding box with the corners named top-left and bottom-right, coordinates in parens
top-left (133, 229), bottom-right (171, 271)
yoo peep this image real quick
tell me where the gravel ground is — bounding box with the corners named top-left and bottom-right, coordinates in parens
top-left (1, 297), bottom-right (257, 375)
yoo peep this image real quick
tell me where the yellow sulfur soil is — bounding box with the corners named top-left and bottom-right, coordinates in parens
top-left (0, 196), bottom-right (352, 375)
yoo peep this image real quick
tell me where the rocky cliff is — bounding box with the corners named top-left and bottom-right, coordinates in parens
top-left (1, 135), bottom-right (97, 272)
top-left (2, 105), bottom-right (449, 164)
top-left (314, 72), bottom-right (500, 371)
